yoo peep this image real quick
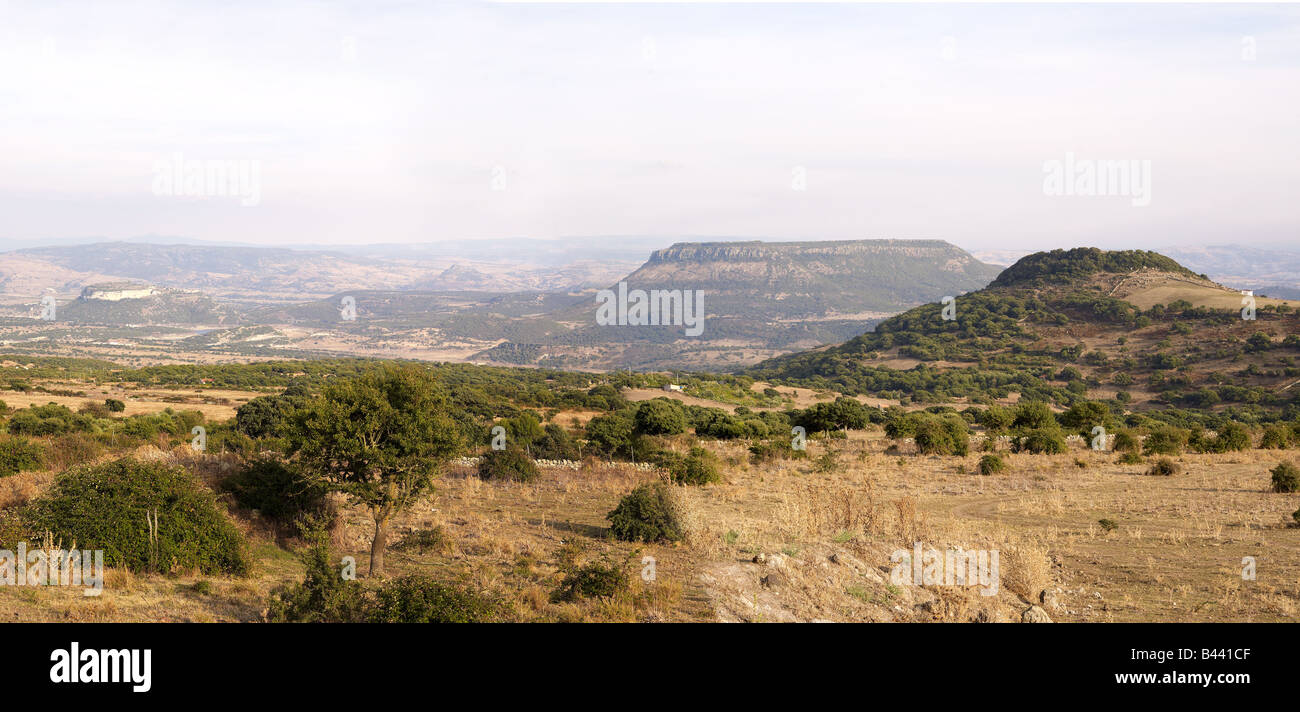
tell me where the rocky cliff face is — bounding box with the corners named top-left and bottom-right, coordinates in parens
top-left (619, 239), bottom-right (1001, 317)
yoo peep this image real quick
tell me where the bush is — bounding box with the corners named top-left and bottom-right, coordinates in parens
top-left (1143, 426), bottom-right (1188, 455)
top-left (367, 576), bottom-right (499, 623)
top-left (6, 404), bottom-right (94, 436)
top-left (634, 399), bottom-right (687, 436)
top-left (105, 398), bottom-right (126, 413)
top-left (1146, 457), bottom-right (1180, 476)
top-left (748, 439), bottom-right (808, 464)
top-left (269, 532), bottom-right (497, 623)
top-left (552, 555), bottom-right (631, 602)
top-left (977, 454), bottom-right (1006, 475)
top-left (22, 458), bottom-right (249, 575)
top-left (1111, 430), bottom-right (1139, 453)
top-left (671, 446), bottom-right (721, 486)
top-left (1271, 461), bottom-right (1300, 493)
top-left (0, 437), bottom-right (45, 477)
top-left (477, 445), bottom-right (539, 482)
top-left (1118, 451), bottom-right (1144, 465)
top-left (1259, 425), bottom-right (1292, 449)
top-left (914, 414), bottom-right (969, 456)
top-left (978, 406), bottom-right (1014, 432)
top-left (531, 423), bottom-right (580, 460)
top-left (1012, 401), bottom-right (1057, 430)
top-left (584, 411), bottom-right (635, 458)
top-left (607, 480), bottom-right (684, 543)
top-left (393, 526), bottom-right (450, 555)
top-left (41, 433), bottom-right (104, 472)
top-left (1200, 422), bottom-right (1251, 453)
top-left (221, 457), bottom-right (329, 524)
top-left (266, 533), bottom-right (367, 623)
top-left (1015, 428), bottom-right (1066, 455)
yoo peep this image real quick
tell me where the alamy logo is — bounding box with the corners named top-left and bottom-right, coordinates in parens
top-left (152, 153), bottom-right (261, 207)
top-left (49, 643), bottom-right (151, 693)
top-left (595, 281), bottom-right (705, 337)
top-left (1042, 152), bottom-right (1151, 207)
top-left (0, 543), bottom-right (103, 597)
top-left (1241, 292), bottom-right (1256, 321)
top-left (890, 543), bottom-right (999, 597)
top-left (40, 295), bottom-right (57, 321)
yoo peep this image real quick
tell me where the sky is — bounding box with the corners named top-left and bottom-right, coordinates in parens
top-left (0, 1), bottom-right (1297, 252)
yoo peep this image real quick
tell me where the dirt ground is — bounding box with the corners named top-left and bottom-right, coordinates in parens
top-left (4, 429), bottom-right (1295, 622)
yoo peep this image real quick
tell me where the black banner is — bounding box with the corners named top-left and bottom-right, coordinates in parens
top-left (0, 623), bottom-right (1286, 701)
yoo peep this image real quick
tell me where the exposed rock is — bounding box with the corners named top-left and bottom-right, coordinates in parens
top-left (1021, 605), bottom-right (1053, 623)
top-left (1040, 588), bottom-right (1061, 612)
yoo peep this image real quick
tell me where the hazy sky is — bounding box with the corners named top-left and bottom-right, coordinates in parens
top-left (1, 1), bottom-right (1297, 252)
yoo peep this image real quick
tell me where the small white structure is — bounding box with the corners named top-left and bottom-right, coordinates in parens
top-left (663, 384), bottom-right (684, 392)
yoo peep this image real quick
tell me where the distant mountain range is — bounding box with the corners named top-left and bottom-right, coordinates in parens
top-left (0, 241), bottom-right (637, 302)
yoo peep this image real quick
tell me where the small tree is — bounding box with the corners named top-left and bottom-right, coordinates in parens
top-left (1271, 461), bottom-right (1300, 494)
top-left (288, 366), bottom-right (462, 576)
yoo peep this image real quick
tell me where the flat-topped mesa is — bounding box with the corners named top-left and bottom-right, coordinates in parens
top-left (646, 239), bottom-right (976, 265)
top-left (79, 283), bottom-right (160, 301)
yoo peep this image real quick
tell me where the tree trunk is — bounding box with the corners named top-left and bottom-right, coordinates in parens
top-left (369, 511), bottom-right (391, 577)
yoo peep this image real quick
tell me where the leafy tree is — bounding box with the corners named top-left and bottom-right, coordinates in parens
top-left (585, 411), bottom-right (635, 459)
top-left (1012, 401), bottom-right (1057, 430)
top-left (634, 399), bottom-right (687, 436)
top-left (288, 366), bottom-right (463, 576)
top-left (979, 406), bottom-right (1014, 432)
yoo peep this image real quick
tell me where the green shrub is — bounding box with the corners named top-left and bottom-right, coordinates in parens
top-left (671, 446), bottom-right (720, 486)
top-left (1271, 461), bottom-right (1300, 493)
top-left (977, 454), bottom-right (1006, 475)
top-left (1200, 422), bottom-right (1251, 453)
top-left (0, 437), bottom-right (45, 477)
top-left (1143, 426), bottom-right (1188, 455)
top-left (23, 458), bottom-right (249, 575)
top-left (1118, 451), bottom-right (1144, 465)
top-left (1015, 428), bottom-right (1066, 454)
top-left (914, 414), bottom-right (970, 456)
top-left (607, 480), bottom-right (684, 543)
top-left (1146, 457), bottom-right (1180, 476)
top-left (1111, 430), bottom-right (1140, 453)
top-left (1259, 425), bottom-right (1292, 450)
top-left (978, 406), bottom-right (1014, 432)
top-left (634, 399), bottom-right (687, 436)
top-left (532, 423), bottom-right (580, 460)
top-left (477, 445), bottom-right (539, 482)
top-left (1098, 518), bottom-right (1118, 532)
top-left (104, 398), bottom-right (126, 413)
top-left (367, 576), bottom-right (499, 623)
top-left (748, 439), bottom-right (808, 464)
top-left (552, 554), bottom-right (631, 602)
top-left (266, 532), bottom-right (367, 623)
top-left (6, 404), bottom-right (94, 436)
top-left (1012, 401), bottom-right (1058, 430)
top-left (221, 457), bottom-right (329, 524)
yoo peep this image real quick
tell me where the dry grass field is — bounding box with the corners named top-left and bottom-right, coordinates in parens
top-left (4, 429), bottom-right (1295, 623)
